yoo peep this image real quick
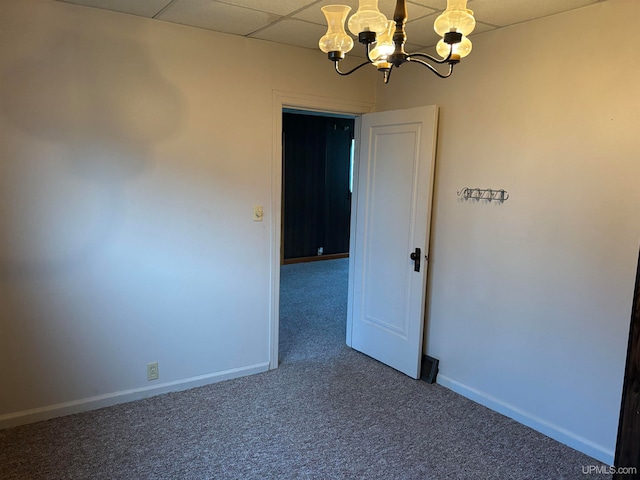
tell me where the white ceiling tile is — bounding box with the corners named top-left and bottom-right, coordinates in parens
top-left (294, 1), bottom-right (370, 26)
top-left (470, 0), bottom-right (602, 27)
top-left (404, 12), bottom-right (441, 46)
top-left (157, 0), bottom-right (281, 35)
top-left (218, 0), bottom-right (319, 16)
top-left (410, 0), bottom-right (481, 11)
top-left (408, 0), bottom-right (445, 10)
top-left (378, 0), bottom-right (436, 20)
top-left (250, 18), bottom-right (327, 50)
top-left (55, 0), bottom-right (609, 50)
top-left (471, 21), bottom-right (498, 35)
top-left (406, 12), bottom-right (495, 47)
top-left (59, 0), bottom-right (173, 17)
top-left (294, 0), bottom-right (435, 26)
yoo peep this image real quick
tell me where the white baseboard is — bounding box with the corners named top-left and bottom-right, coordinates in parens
top-left (437, 374), bottom-right (614, 465)
top-left (0, 362), bottom-right (270, 429)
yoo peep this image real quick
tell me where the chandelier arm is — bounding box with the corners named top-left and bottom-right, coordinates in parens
top-left (334, 60), bottom-right (373, 76)
top-left (406, 57), bottom-right (455, 79)
top-left (407, 51), bottom-right (451, 65)
top-left (365, 43), bottom-right (375, 64)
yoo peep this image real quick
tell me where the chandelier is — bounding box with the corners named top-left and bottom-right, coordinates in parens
top-left (318, 0), bottom-right (475, 83)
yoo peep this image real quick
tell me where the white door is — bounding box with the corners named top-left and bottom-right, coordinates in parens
top-left (347, 105), bottom-right (438, 379)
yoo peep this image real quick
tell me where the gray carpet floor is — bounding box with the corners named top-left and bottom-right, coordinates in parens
top-left (0, 258), bottom-right (610, 479)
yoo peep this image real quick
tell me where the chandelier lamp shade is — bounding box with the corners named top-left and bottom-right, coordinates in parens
top-left (318, 0), bottom-right (476, 83)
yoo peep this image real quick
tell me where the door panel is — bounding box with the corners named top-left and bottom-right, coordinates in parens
top-left (363, 129), bottom-right (417, 336)
top-left (348, 106), bottom-right (438, 379)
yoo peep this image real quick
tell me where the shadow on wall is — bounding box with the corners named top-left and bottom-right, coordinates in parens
top-left (0, 22), bottom-right (187, 280)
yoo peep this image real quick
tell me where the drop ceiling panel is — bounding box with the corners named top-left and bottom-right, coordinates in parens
top-left (469, 0), bottom-right (603, 27)
top-left (291, 0), bottom-right (354, 26)
top-left (294, 0), bottom-right (436, 26)
top-left (380, 0), bottom-right (436, 19)
top-left (54, 0), bottom-right (608, 52)
top-left (409, 0), bottom-right (479, 12)
top-left (404, 12), bottom-right (441, 47)
top-left (157, 0), bottom-right (281, 35)
top-left (59, 0), bottom-right (172, 17)
top-left (406, 13), bottom-right (496, 48)
top-left (219, 0), bottom-right (319, 16)
top-left (250, 18), bottom-right (327, 51)
top-left (410, 0), bottom-right (451, 10)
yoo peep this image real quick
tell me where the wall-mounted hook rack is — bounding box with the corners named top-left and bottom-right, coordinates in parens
top-left (457, 187), bottom-right (509, 202)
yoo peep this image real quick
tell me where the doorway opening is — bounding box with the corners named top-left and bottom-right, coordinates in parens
top-left (269, 91), bottom-right (373, 370)
top-left (281, 109), bottom-right (356, 265)
top-left (278, 109), bottom-right (356, 365)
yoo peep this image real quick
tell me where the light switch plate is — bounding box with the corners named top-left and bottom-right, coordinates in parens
top-left (253, 205), bottom-right (264, 222)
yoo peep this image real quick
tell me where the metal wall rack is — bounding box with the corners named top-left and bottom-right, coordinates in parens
top-left (457, 187), bottom-right (509, 202)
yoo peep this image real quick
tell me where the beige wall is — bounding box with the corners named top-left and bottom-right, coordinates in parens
top-left (2, 0), bottom-right (637, 465)
top-left (375, 0), bottom-right (640, 464)
top-left (0, 0), bottom-right (374, 424)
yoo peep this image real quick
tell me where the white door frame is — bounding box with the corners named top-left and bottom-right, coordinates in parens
top-left (270, 91), bottom-right (374, 369)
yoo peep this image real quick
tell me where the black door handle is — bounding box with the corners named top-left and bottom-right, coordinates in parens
top-left (410, 247), bottom-right (421, 272)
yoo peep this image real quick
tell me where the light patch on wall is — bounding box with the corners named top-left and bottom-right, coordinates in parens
top-left (0, 18), bottom-right (188, 279)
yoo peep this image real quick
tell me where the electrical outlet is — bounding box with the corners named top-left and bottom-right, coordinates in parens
top-left (147, 362), bottom-right (159, 381)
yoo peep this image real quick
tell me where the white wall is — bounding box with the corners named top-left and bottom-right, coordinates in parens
top-left (0, 0), bottom-right (375, 425)
top-left (3, 0), bottom-right (636, 466)
top-left (375, 0), bottom-right (640, 464)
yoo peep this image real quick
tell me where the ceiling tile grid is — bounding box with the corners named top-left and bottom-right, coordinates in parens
top-left (292, 0), bottom-right (436, 26)
top-left (468, 0), bottom-right (603, 27)
top-left (57, 0), bottom-right (606, 51)
top-left (250, 18), bottom-right (328, 50)
top-left (59, 0), bottom-right (173, 17)
top-left (217, 0), bottom-right (317, 16)
top-left (157, 0), bottom-right (282, 36)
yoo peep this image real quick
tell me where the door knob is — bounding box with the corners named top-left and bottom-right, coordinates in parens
top-left (410, 247), bottom-right (421, 272)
